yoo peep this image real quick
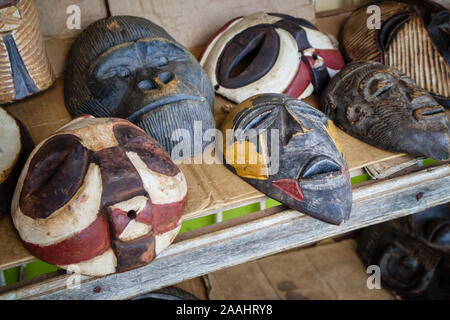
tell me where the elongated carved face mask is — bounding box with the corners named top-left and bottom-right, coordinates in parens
top-left (321, 62), bottom-right (450, 160)
top-left (341, 0), bottom-right (450, 107)
top-left (12, 116), bottom-right (188, 276)
top-left (200, 12), bottom-right (345, 104)
top-left (221, 94), bottom-right (352, 225)
top-left (65, 16), bottom-right (215, 159)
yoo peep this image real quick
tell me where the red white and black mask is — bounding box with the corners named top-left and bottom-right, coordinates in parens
top-left (11, 116), bottom-right (187, 276)
top-left (200, 12), bottom-right (345, 104)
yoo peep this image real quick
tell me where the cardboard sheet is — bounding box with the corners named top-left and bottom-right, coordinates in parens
top-left (37, 0), bottom-right (108, 77)
top-left (107, 0), bottom-right (315, 50)
top-left (208, 239), bottom-right (396, 299)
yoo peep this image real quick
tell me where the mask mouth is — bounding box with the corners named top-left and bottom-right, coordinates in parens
top-left (413, 105), bottom-right (446, 120)
top-left (127, 94), bottom-right (206, 122)
top-left (301, 156), bottom-right (342, 180)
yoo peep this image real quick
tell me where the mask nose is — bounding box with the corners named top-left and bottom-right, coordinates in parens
top-left (137, 71), bottom-right (175, 91)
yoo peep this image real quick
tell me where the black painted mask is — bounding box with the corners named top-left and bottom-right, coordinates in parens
top-left (321, 62), bottom-right (450, 160)
top-left (221, 93), bottom-right (352, 225)
top-left (358, 203), bottom-right (450, 299)
top-left (64, 16), bottom-right (215, 159)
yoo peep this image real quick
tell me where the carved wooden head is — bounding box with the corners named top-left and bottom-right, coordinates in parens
top-left (341, 0), bottom-right (450, 106)
top-left (321, 62), bottom-right (450, 160)
top-left (11, 116), bottom-right (188, 276)
top-left (200, 12), bottom-right (345, 104)
top-left (0, 0), bottom-right (54, 103)
top-left (0, 107), bottom-right (33, 216)
top-left (358, 204), bottom-right (450, 299)
top-left (64, 16), bottom-right (215, 159)
top-left (221, 93), bottom-right (352, 225)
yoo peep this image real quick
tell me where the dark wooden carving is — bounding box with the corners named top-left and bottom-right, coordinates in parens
top-left (358, 203), bottom-right (450, 299)
top-left (321, 61), bottom-right (450, 160)
top-left (0, 0), bottom-right (54, 103)
top-left (200, 12), bottom-right (345, 104)
top-left (220, 93), bottom-right (352, 225)
top-left (11, 116), bottom-right (188, 276)
top-left (341, 0), bottom-right (450, 107)
top-left (64, 16), bottom-right (215, 159)
top-left (0, 107), bottom-right (33, 217)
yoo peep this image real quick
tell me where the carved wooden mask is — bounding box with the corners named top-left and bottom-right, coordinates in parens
top-left (221, 94), bottom-right (352, 225)
top-left (0, 107), bottom-right (33, 216)
top-left (11, 116), bottom-right (188, 276)
top-left (200, 12), bottom-right (345, 104)
top-left (64, 16), bottom-right (215, 159)
top-left (341, 0), bottom-right (450, 107)
top-left (0, 0), bottom-right (54, 103)
top-left (321, 62), bottom-right (450, 160)
top-left (358, 204), bottom-right (450, 299)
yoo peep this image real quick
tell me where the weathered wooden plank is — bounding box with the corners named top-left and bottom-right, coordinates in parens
top-left (0, 164), bottom-right (449, 300)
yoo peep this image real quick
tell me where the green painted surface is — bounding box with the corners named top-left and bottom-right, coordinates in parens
top-left (3, 266), bottom-right (19, 285)
top-left (223, 203), bottom-right (260, 221)
top-left (351, 173), bottom-right (371, 184)
top-left (24, 261), bottom-right (59, 279)
top-left (179, 214), bottom-right (215, 234)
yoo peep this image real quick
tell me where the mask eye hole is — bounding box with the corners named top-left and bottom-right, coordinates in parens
top-left (229, 35), bottom-right (265, 79)
top-left (127, 210), bottom-right (137, 220)
top-left (369, 79), bottom-right (393, 97)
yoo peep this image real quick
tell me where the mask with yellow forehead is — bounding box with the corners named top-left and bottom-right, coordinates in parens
top-left (220, 93), bottom-right (352, 225)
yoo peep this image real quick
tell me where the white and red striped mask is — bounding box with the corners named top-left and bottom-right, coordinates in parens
top-left (11, 116), bottom-right (187, 276)
top-left (200, 12), bottom-right (345, 104)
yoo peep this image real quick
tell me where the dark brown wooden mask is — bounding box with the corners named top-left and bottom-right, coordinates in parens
top-left (0, 0), bottom-right (54, 103)
top-left (200, 12), bottom-right (345, 104)
top-left (321, 62), bottom-right (450, 160)
top-left (0, 107), bottom-right (33, 217)
top-left (64, 16), bottom-right (215, 159)
top-left (11, 116), bottom-right (188, 276)
top-left (341, 0), bottom-right (450, 107)
top-left (221, 94), bottom-right (352, 225)
top-left (358, 203), bottom-right (450, 299)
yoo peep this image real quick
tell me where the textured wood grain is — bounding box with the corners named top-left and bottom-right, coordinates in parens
top-left (385, 17), bottom-right (450, 99)
top-left (341, 1), bottom-right (410, 62)
top-left (1, 164), bottom-right (448, 299)
top-left (0, 0), bottom-right (54, 103)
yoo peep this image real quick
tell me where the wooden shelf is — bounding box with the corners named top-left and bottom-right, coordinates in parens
top-left (1, 164), bottom-right (448, 299)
